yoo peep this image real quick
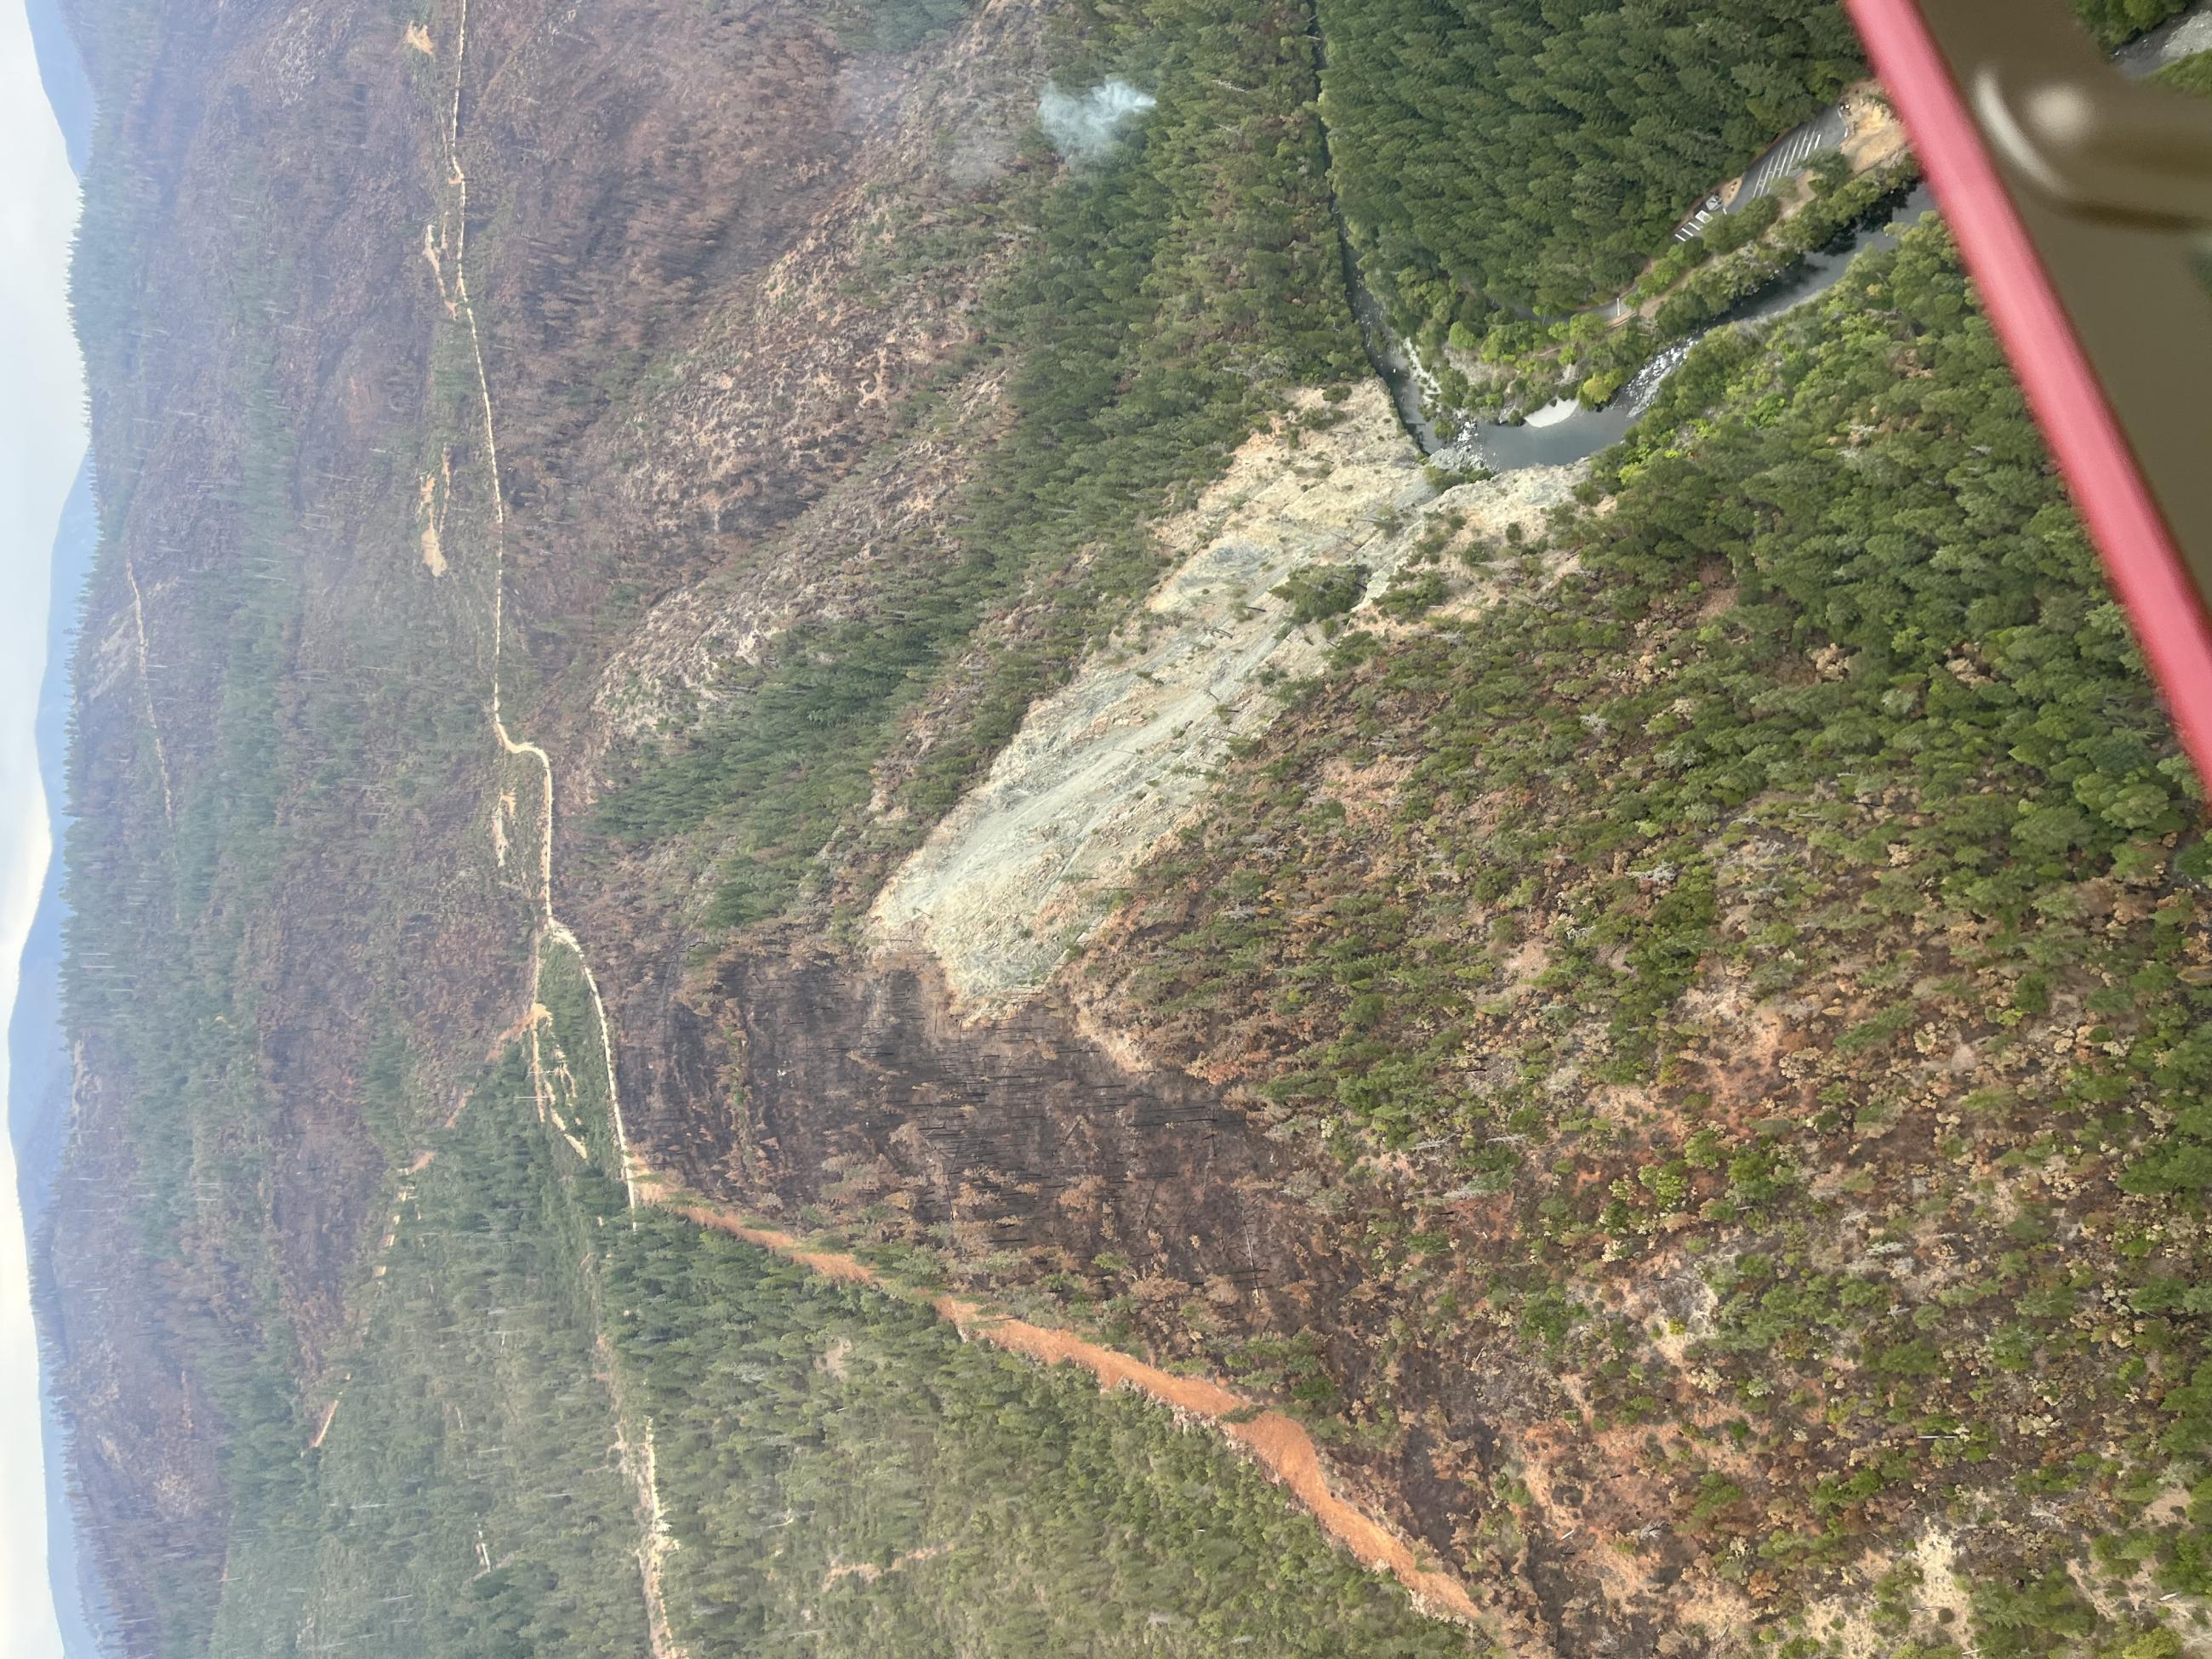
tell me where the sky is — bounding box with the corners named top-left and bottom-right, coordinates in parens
top-left (0, 0), bottom-right (86, 1648)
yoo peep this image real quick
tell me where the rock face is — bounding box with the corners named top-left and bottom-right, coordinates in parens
top-left (869, 386), bottom-right (1583, 1012)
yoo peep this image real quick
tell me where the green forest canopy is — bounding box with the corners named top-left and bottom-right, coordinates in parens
top-left (612, 1212), bottom-right (1479, 1659)
top-left (1316, 0), bottom-right (1865, 316)
top-left (1113, 219), bottom-right (2212, 1640)
top-left (1315, 0), bottom-right (2192, 321)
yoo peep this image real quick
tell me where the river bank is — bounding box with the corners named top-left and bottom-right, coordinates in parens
top-left (1348, 179), bottom-right (1936, 475)
top-left (1342, 0), bottom-right (2212, 476)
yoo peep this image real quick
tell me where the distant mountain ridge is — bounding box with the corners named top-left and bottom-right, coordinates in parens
top-left (14, 0), bottom-right (107, 1646)
top-left (23, 0), bottom-right (90, 170)
top-left (11, 462), bottom-right (112, 1659)
top-left (14, 460), bottom-right (93, 1238)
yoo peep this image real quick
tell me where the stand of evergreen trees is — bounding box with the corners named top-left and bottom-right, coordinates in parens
top-left (207, 1047), bottom-right (651, 1658)
top-left (1316, 0), bottom-right (1865, 319)
top-left (1115, 219), bottom-right (2212, 1642)
top-left (1315, 0), bottom-right (2192, 329)
top-left (606, 1211), bottom-right (1480, 1659)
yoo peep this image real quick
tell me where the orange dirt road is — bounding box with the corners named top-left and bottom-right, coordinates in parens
top-left (670, 1202), bottom-right (1484, 1628)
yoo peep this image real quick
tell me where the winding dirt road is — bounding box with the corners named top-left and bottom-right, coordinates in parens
top-left (122, 557), bottom-right (175, 832)
top-left (429, 3), bottom-right (672, 1645)
top-left (397, 9), bottom-right (1484, 1647)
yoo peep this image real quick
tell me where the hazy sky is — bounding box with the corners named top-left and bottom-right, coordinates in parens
top-left (2, 0), bottom-right (86, 1649)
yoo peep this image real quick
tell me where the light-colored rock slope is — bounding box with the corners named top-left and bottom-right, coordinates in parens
top-left (869, 381), bottom-right (1584, 1012)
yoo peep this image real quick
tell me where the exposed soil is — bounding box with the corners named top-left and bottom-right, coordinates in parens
top-left (672, 1202), bottom-right (1488, 1628)
top-left (869, 386), bottom-right (1432, 1007)
top-left (624, 943), bottom-right (1735, 1656)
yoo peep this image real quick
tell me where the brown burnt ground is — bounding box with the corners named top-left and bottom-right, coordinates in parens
top-left (621, 943), bottom-right (1706, 1656)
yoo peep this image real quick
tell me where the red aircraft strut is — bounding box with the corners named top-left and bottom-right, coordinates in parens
top-left (1841, 0), bottom-right (2212, 780)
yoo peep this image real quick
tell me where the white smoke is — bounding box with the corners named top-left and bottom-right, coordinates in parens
top-left (1039, 79), bottom-right (1156, 159)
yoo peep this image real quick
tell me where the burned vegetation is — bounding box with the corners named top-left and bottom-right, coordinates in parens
top-left (39, 0), bottom-right (2212, 1654)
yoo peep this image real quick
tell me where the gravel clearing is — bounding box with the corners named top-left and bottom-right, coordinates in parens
top-left (869, 381), bottom-right (1584, 1013)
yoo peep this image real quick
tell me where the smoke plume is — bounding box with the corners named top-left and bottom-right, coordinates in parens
top-left (1039, 79), bottom-right (1156, 159)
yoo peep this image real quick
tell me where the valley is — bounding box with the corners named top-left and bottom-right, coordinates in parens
top-left (26, 0), bottom-right (2212, 1655)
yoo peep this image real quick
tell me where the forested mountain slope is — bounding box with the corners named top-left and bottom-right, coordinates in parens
top-left (1315, 0), bottom-right (2192, 385)
top-left (1085, 222), bottom-right (2212, 1651)
top-left (1319, 0), bottom-right (1866, 314)
top-left (40, 0), bottom-right (2212, 1655)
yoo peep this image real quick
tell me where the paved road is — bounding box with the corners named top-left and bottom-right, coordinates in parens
top-left (1727, 105), bottom-right (1851, 213)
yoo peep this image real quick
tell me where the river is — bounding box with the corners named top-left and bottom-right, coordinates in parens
top-left (1351, 0), bottom-right (2212, 476)
top-left (1350, 181), bottom-right (1940, 475)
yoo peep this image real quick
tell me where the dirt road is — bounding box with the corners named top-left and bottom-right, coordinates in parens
top-left (673, 1202), bottom-right (1490, 1631)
